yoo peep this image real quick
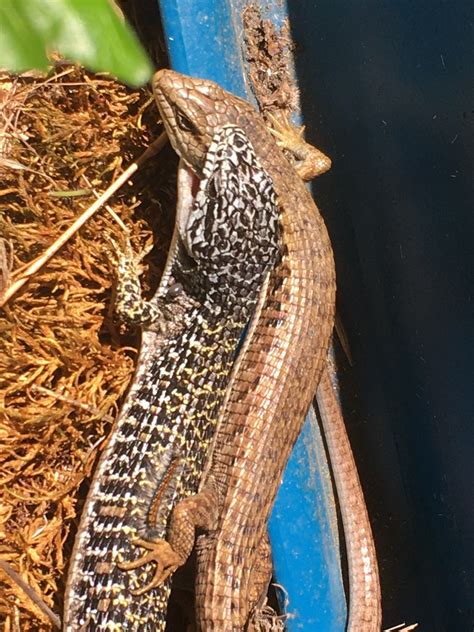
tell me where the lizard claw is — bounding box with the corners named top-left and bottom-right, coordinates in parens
top-left (118, 538), bottom-right (182, 595)
top-left (266, 111), bottom-right (305, 148)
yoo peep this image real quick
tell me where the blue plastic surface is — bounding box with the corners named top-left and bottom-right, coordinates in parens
top-left (159, 0), bottom-right (248, 98)
top-left (158, 0), bottom-right (347, 629)
top-left (269, 409), bottom-right (346, 630)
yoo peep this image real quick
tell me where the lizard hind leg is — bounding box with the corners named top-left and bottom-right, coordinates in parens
top-left (246, 531), bottom-right (277, 632)
top-left (167, 488), bottom-right (219, 557)
top-left (119, 489), bottom-right (219, 596)
top-left (247, 530), bottom-right (273, 612)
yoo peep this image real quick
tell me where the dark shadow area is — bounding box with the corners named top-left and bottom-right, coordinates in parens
top-left (288, 2), bottom-right (473, 630)
top-left (121, 0), bottom-right (169, 67)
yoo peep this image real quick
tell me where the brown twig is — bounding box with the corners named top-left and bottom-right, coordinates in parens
top-left (30, 384), bottom-right (115, 423)
top-left (0, 560), bottom-right (61, 629)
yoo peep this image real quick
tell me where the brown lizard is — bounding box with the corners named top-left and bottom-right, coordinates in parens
top-left (151, 69), bottom-right (381, 631)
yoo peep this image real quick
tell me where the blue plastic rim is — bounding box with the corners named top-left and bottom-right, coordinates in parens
top-left (157, 1), bottom-right (346, 629)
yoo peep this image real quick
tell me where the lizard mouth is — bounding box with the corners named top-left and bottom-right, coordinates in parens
top-left (189, 166), bottom-right (201, 199)
top-left (176, 160), bottom-right (200, 236)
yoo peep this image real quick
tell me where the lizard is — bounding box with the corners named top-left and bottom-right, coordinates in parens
top-left (62, 123), bottom-right (282, 630)
top-left (149, 69), bottom-right (382, 631)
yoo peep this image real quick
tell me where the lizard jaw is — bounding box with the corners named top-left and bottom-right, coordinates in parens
top-left (176, 158), bottom-right (199, 240)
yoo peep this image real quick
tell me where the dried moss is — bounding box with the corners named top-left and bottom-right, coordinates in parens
top-left (0, 64), bottom-right (175, 630)
top-left (243, 4), bottom-right (298, 118)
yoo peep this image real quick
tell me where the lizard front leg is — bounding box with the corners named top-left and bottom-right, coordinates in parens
top-left (266, 111), bottom-right (331, 180)
top-left (111, 235), bottom-right (187, 333)
top-left (111, 235), bottom-right (162, 325)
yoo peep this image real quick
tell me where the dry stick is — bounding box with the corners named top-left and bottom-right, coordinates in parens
top-left (81, 173), bottom-right (128, 232)
top-left (0, 559), bottom-right (61, 630)
top-left (0, 131), bottom-right (169, 308)
top-left (30, 384), bottom-right (115, 423)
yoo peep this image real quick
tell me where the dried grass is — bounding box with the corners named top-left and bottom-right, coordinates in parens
top-left (0, 64), bottom-right (175, 630)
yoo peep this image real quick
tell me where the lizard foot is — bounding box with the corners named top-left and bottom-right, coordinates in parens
top-left (267, 111), bottom-right (306, 148)
top-left (266, 111), bottom-right (331, 180)
top-left (118, 537), bottom-right (182, 595)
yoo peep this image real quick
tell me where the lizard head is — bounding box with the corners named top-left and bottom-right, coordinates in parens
top-left (153, 69), bottom-right (254, 175)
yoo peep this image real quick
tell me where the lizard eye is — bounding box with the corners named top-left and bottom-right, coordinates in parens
top-left (175, 110), bottom-right (196, 133)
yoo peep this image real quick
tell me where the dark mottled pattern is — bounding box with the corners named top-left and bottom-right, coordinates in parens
top-left (63, 126), bottom-right (281, 630)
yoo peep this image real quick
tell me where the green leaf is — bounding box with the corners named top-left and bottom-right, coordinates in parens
top-left (0, 3), bottom-right (48, 69)
top-left (0, 0), bottom-right (153, 86)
